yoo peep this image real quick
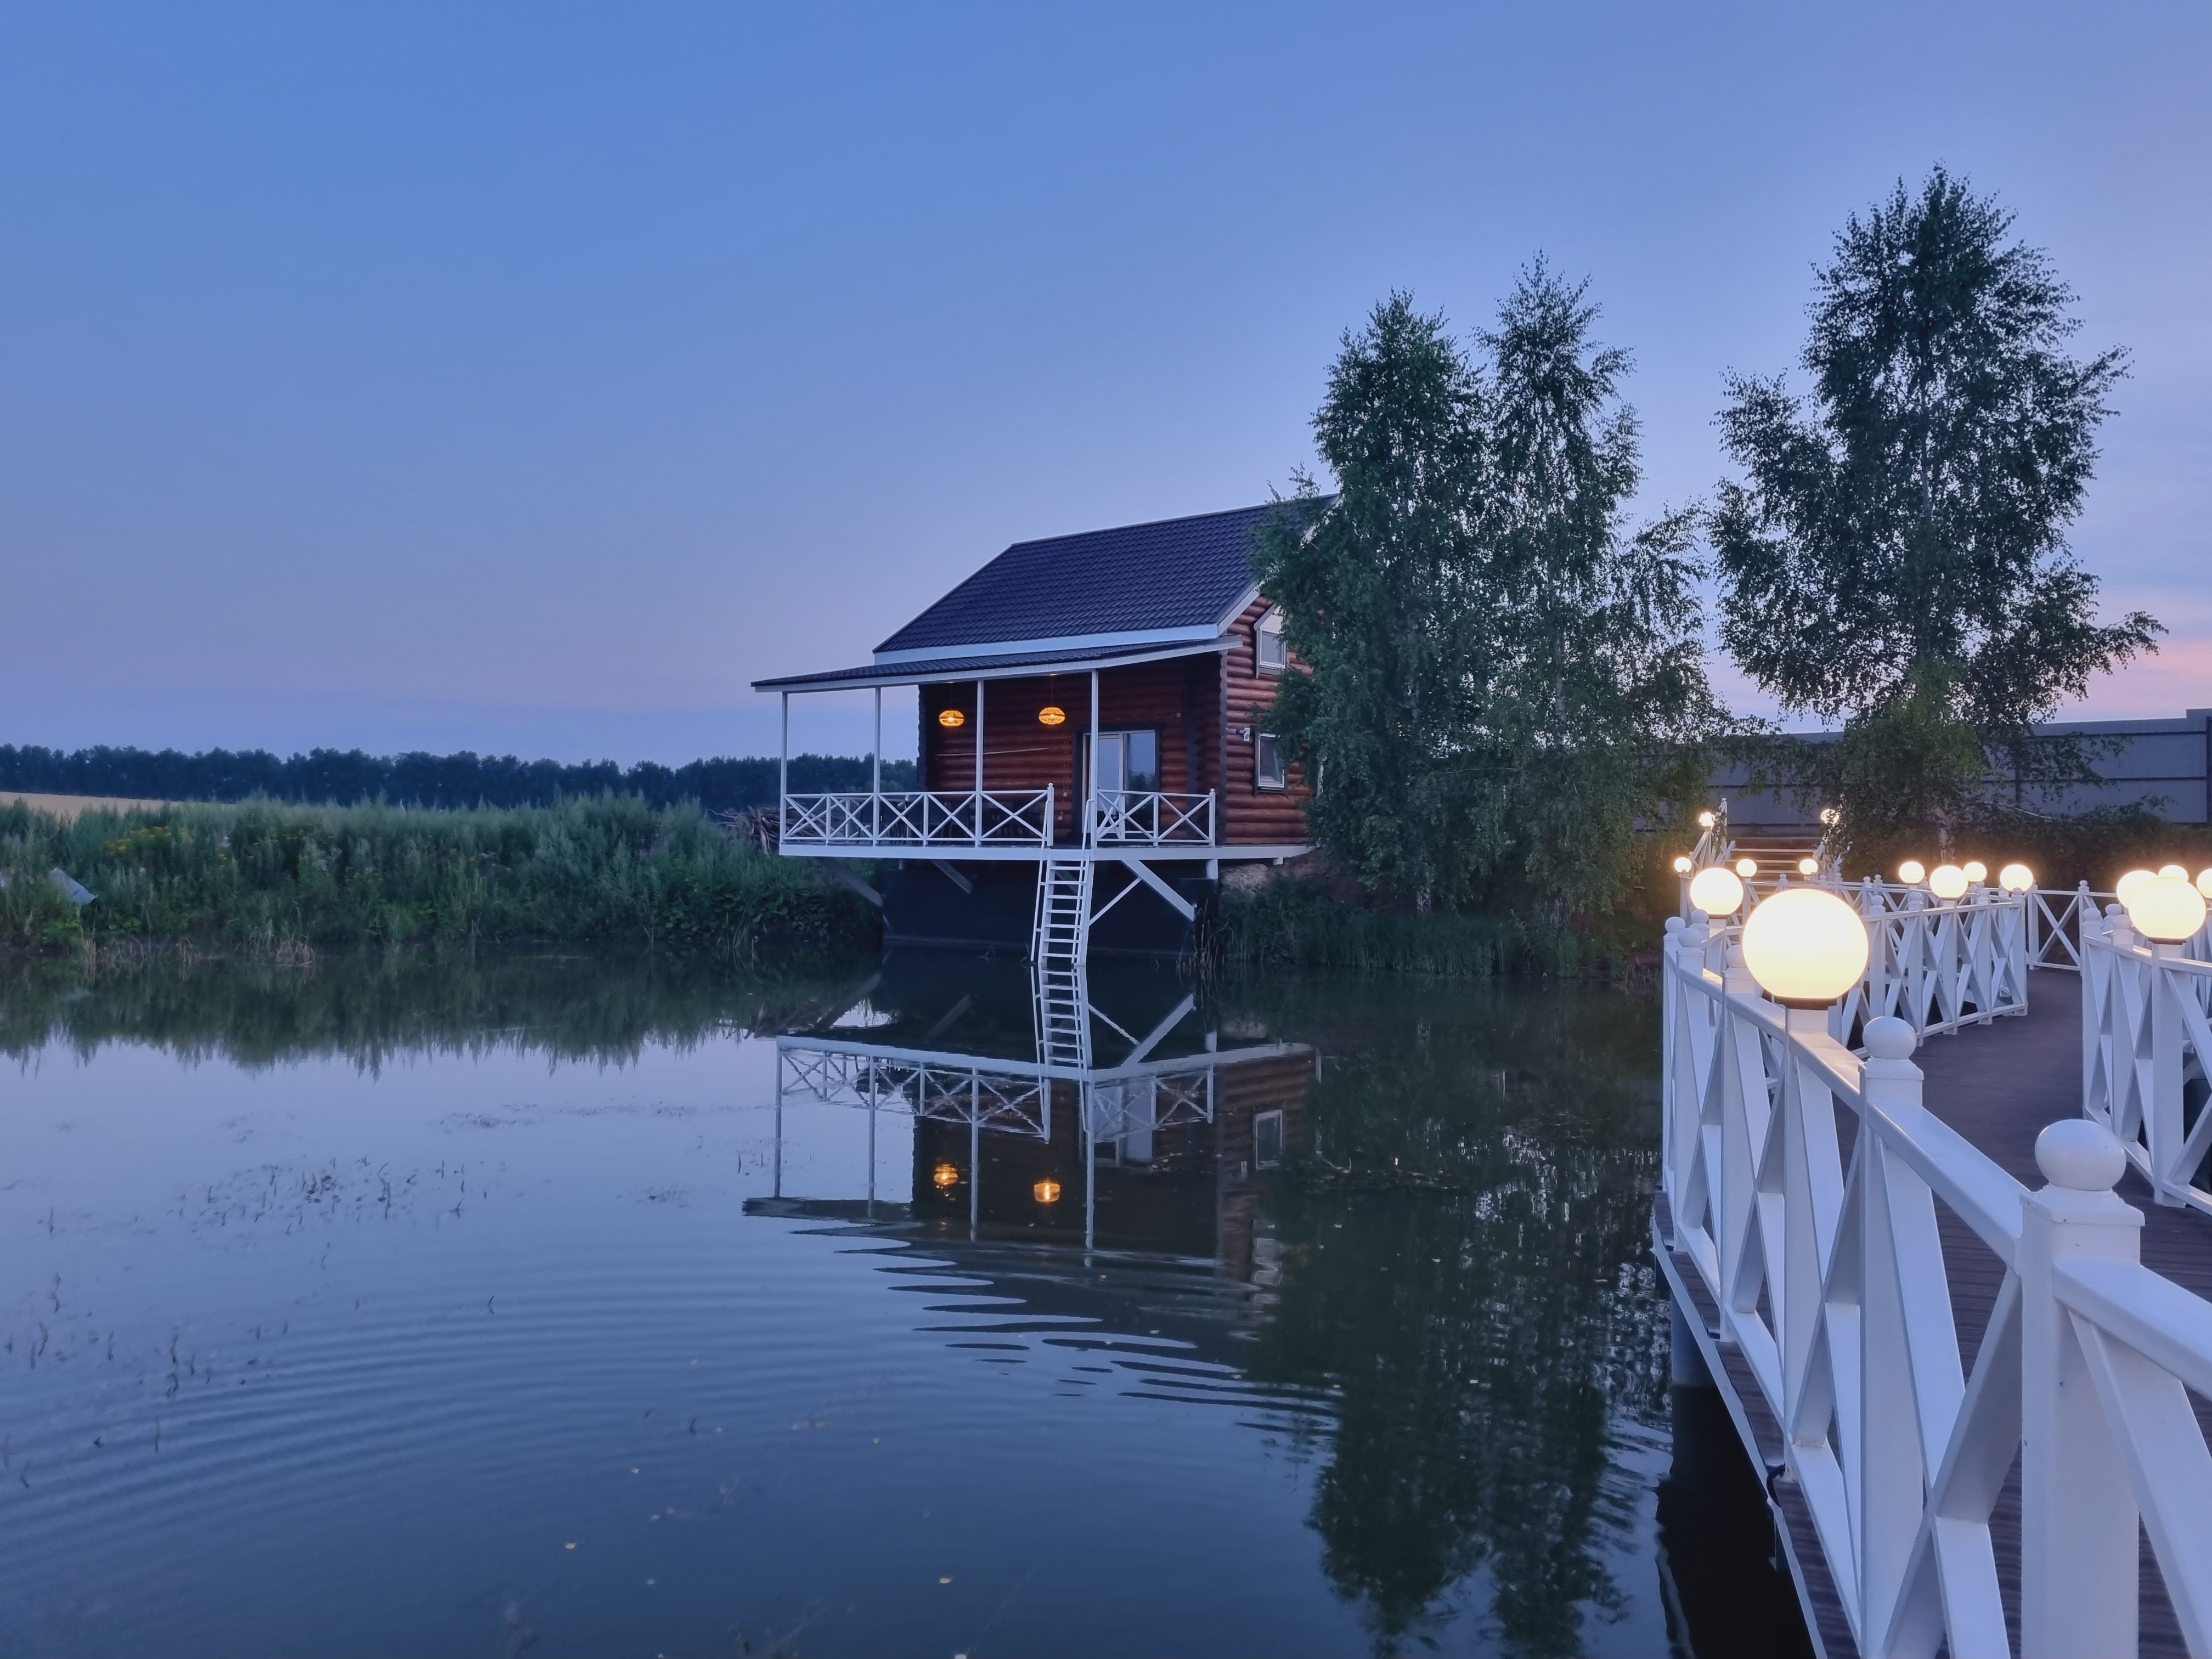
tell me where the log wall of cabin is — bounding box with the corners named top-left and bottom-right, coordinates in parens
top-left (1212, 1050), bottom-right (1314, 1280)
top-left (917, 663), bottom-right (1218, 842)
top-left (1221, 595), bottom-right (1312, 845)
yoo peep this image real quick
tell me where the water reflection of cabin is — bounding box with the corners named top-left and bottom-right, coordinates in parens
top-left (753, 504), bottom-right (1313, 957)
top-left (766, 960), bottom-right (1315, 1268)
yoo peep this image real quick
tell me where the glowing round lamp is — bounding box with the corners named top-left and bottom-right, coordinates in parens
top-left (2115, 869), bottom-right (2156, 905)
top-left (1798, 858), bottom-right (1819, 876)
top-left (1740, 888), bottom-right (1872, 1008)
top-left (932, 1161), bottom-right (961, 1190)
top-left (1897, 860), bottom-right (1926, 884)
top-left (937, 708), bottom-right (966, 730)
top-left (1929, 865), bottom-right (1969, 900)
top-left (2197, 869), bottom-right (2212, 900)
top-left (1037, 706), bottom-right (1066, 727)
top-left (1671, 855), bottom-right (1693, 874)
top-left (1820, 808), bottom-right (1839, 826)
top-left (1688, 866), bottom-right (1745, 916)
top-left (2161, 864), bottom-right (2190, 880)
top-left (1032, 1179), bottom-right (1062, 1205)
top-left (1962, 861), bottom-right (1987, 883)
top-left (1735, 858), bottom-right (1757, 878)
top-left (2127, 875), bottom-right (2209, 944)
top-left (1999, 863), bottom-right (2034, 893)
top-left (1697, 810), bottom-right (1716, 830)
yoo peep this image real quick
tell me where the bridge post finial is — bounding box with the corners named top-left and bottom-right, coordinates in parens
top-left (2019, 1117), bottom-right (2142, 1659)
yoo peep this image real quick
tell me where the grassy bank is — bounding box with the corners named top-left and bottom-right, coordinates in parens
top-left (0, 795), bottom-right (876, 953)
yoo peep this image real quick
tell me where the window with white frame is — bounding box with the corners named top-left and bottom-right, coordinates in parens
top-left (1255, 606), bottom-right (1286, 674)
top-left (1253, 1108), bottom-right (1284, 1169)
top-left (1255, 733), bottom-right (1285, 791)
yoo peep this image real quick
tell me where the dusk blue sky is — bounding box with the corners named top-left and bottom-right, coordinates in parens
top-left (4, 4), bottom-right (2205, 765)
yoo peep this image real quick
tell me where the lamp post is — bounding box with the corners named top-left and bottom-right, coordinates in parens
top-left (1739, 887), bottom-right (1872, 1036)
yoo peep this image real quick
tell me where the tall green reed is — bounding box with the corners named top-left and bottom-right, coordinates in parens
top-left (0, 795), bottom-right (876, 953)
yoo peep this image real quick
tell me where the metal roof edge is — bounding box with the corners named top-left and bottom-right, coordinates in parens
top-left (872, 624), bottom-right (1221, 664)
top-left (753, 636), bottom-right (1235, 693)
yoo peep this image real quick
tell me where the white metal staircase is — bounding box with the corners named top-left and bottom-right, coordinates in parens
top-left (1031, 859), bottom-right (1093, 1070)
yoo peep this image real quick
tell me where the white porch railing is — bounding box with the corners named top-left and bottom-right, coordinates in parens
top-left (778, 787), bottom-right (1053, 849)
top-left (1662, 922), bottom-right (2212, 1657)
top-left (1086, 788), bottom-right (1216, 846)
top-left (2083, 908), bottom-right (2212, 1217)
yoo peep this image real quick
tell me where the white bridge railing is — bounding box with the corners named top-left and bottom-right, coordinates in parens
top-left (1837, 887), bottom-right (2029, 1041)
top-left (778, 787), bottom-right (1053, 849)
top-left (1086, 788), bottom-right (1215, 847)
top-left (2084, 908), bottom-right (2212, 1218)
top-left (1664, 923), bottom-right (2212, 1657)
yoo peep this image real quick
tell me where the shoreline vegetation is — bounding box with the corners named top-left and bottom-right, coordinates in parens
top-left (0, 795), bottom-right (878, 955)
top-left (5, 790), bottom-right (2200, 978)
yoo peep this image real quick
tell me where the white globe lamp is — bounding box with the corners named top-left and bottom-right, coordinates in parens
top-left (1929, 864), bottom-right (1969, 900)
top-left (2115, 868), bottom-right (2157, 906)
top-left (1797, 857), bottom-right (1819, 876)
top-left (2197, 868), bottom-right (2212, 900)
top-left (1688, 866), bottom-right (1745, 917)
top-left (1999, 863), bottom-right (2034, 893)
top-left (2126, 874), bottom-right (2208, 946)
top-left (1962, 860), bottom-right (1987, 883)
top-left (1741, 888), bottom-right (1872, 1009)
top-left (2159, 864), bottom-right (2188, 880)
top-left (1672, 854), bottom-right (1693, 874)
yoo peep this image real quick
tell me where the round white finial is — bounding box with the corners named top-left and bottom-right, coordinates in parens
top-left (1863, 1016), bottom-right (1916, 1060)
top-left (1664, 915), bottom-right (1685, 934)
top-left (1724, 944), bottom-right (1748, 970)
top-left (2035, 1119), bottom-right (2126, 1192)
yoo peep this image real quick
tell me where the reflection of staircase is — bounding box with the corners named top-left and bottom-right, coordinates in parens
top-left (1032, 860), bottom-right (1093, 1070)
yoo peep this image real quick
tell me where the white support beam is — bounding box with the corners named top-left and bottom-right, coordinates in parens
top-left (1114, 855), bottom-right (1197, 920)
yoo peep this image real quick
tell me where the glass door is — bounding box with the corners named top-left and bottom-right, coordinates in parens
top-left (1084, 731), bottom-right (1156, 799)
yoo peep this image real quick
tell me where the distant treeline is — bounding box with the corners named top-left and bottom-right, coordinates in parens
top-left (0, 744), bottom-right (917, 812)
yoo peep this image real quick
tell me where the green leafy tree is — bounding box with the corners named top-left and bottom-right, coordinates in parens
top-left (1712, 168), bottom-right (2159, 850)
top-left (1254, 269), bottom-right (1722, 918)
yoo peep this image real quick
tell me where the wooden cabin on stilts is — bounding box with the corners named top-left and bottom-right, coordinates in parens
top-left (754, 504), bottom-right (1314, 967)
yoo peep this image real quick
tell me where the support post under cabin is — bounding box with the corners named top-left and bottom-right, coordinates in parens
top-left (872, 686), bottom-right (882, 843)
top-left (1088, 669), bottom-right (1100, 849)
top-left (973, 679), bottom-right (985, 843)
top-left (779, 693), bottom-right (789, 831)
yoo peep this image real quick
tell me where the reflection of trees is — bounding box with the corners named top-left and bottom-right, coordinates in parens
top-left (1234, 977), bottom-right (1667, 1657)
top-left (0, 947), bottom-right (873, 1071)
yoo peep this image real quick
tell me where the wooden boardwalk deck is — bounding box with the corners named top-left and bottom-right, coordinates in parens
top-left (1656, 971), bottom-right (2211, 1659)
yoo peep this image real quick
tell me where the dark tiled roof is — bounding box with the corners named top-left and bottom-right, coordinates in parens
top-left (877, 503), bottom-right (1288, 654)
top-left (753, 637), bottom-right (1231, 692)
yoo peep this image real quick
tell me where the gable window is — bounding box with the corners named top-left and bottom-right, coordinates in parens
top-left (1255, 733), bottom-right (1285, 792)
top-left (1255, 606), bottom-right (1286, 675)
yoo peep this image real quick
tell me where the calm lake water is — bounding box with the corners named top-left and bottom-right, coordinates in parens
top-left (0, 948), bottom-right (1807, 1659)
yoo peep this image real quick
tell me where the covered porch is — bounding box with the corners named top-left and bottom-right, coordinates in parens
top-left (759, 641), bottom-right (1234, 858)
